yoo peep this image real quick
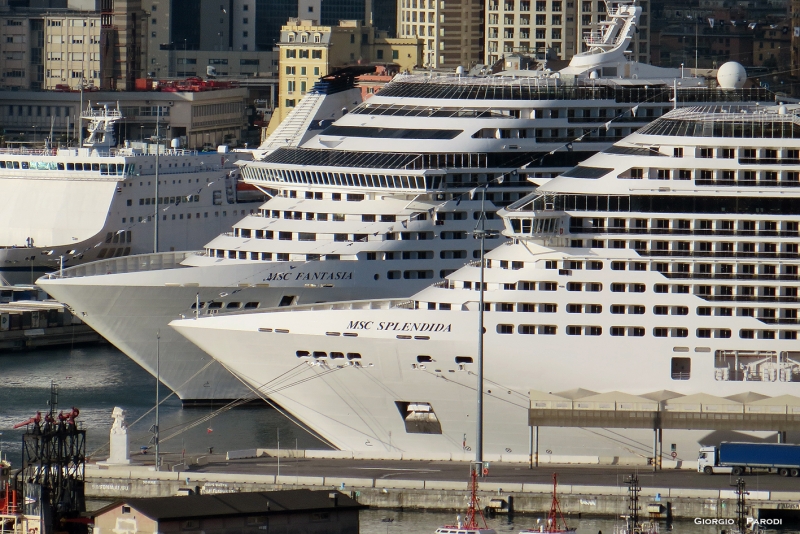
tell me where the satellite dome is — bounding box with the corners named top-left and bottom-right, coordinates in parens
top-left (717, 62), bottom-right (746, 89)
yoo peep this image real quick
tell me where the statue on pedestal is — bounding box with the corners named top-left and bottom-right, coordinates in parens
top-left (103, 406), bottom-right (132, 465)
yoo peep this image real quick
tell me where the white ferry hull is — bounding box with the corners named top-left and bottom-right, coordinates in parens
top-left (0, 151), bottom-right (255, 284)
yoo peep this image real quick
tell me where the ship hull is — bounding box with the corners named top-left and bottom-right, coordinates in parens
top-left (172, 300), bottom-right (797, 460)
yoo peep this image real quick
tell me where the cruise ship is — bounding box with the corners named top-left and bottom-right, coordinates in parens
top-left (39, 0), bottom-right (779, 405)
top-left (172, 103), bottom-right (800, 460)
top-left (0, 104), bottom-right (261, 284)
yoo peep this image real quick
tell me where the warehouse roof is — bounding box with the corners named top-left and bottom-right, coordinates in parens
top-left (93, 489), bottom-right (365, 522)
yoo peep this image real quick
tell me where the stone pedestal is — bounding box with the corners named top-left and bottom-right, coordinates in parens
top-left (99, 406), bottom-right (134, 466)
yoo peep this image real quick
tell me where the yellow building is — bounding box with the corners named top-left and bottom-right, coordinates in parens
top-left (269, 18), bottom-right (422, 130)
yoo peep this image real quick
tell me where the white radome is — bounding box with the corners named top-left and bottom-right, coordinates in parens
top-left (717, 61), bottom-right (747, 89)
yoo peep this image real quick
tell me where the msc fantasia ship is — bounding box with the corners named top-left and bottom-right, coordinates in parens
top-left (0, 104), bottom-right (260, 285)
top-left (40, 0), bottom-right (780, 405)
top-left (173, 104), bottom-right (800, 460)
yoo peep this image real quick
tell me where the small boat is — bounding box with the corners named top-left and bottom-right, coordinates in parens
top-left (519, 473), bottom-right (576, 534)
top-left (435, 463), bottom-right (496, 534)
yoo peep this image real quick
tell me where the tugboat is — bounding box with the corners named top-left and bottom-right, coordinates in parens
top-left (435, 462), bottom-right (496, 534)
top-left (520, 473), bottom-right (576, 534)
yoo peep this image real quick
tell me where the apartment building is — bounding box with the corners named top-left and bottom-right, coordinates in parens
top-left (398, 0), bottom-right (484, 69)
top-left (0, 10), bottom-right (102, 90)
top-left (484, 0), bottom-right (650, 66)
top-left (0, 0), bottom-right (145, 90)
top-left (272, 18), bottom-right (422, 127)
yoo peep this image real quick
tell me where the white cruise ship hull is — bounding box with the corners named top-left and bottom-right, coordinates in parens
top-left (172, 266), bottom-right (799, 459)
top-left (38, 252), bottom-right (488, 403)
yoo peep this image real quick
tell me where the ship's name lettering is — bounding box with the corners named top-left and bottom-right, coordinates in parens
top-left (262, 271), bottom-right (353, 282)
top-left (346, 321), bottom-right (452, 332)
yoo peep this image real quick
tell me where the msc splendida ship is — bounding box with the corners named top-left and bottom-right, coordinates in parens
top-left (0, 105), bottom-right (262, 285)
top-left (173, 103), bottom-right (800, 460)
top-left (40, 0), bottom-right (778, 404)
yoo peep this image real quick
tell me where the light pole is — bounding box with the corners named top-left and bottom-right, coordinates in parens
top-left (471, 168), bottom-right (517, 470)
top-left (472, 173), bottom-right (507, 470)
top-left (152, 330), bottom-right (160, 471)
top-left (153, 106), bottom-right (161, 253)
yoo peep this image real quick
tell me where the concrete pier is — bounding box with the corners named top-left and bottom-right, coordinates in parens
top-left (85, 456), bottom-right (800, 521)
top-left (0, 300), bottom-right (102, 350)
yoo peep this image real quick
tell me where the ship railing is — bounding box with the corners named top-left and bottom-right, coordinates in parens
top-left (0, 147), bottom-right (202, 158)
top-left (42, 251), bottom-right (199, 279)
top-left (213, 297), bottom-right (412, 317)
top-left (83, 109), bottom-right (123, 118)
top-left (390, 73), bottom-right (561, 88)
top-left (583, 31), bottom-right (606, 45)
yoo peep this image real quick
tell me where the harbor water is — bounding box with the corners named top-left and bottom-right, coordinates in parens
top-left (0, 346), bottom-right (783, 534)
top-left (359, 510), bottom-right (728, 534)
top-left (0, 344), bottom-right (326, 465)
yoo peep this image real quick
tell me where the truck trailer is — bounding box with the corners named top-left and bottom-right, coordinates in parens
top-left (699, 442), bottom-right (800, 476)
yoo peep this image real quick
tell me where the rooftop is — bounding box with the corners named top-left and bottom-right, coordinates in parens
top-left (94, 489), bottom-right (365, 522)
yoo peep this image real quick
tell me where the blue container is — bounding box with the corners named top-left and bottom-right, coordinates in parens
top-left (720, 442), bottom-right (800, 468)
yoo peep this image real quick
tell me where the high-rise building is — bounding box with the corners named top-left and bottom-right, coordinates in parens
top-left (484, 0), bottom-right (650, 65)
top-left (100, 0), bottom-right (148, 90)
top-left (398, 0), bottom-right (484, 69)
top-left (144, 0), bottom-right (276, 80)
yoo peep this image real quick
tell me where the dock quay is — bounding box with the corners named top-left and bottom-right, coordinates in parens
top-left (85, 452), bottom-right (800, 524)
top-left (0, 299), bottom-right (102, 350)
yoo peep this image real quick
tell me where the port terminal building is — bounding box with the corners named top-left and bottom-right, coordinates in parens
top-left (0, 87), bottom-right (248, 149)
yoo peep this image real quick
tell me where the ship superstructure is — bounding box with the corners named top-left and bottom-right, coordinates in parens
top-left (172, 104), bottom-right (800, 459)
top-left (39, 0), bottom-right (782, 404)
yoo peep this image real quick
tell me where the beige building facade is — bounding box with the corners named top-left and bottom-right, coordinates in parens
top-left (272, 18), bottom-right (421, 127)
top-left (0, 0), bottom-right (146, 91)
top-left (484, 0), bottom-right (650, 65)
top-left (398, 0), bottom-right (484, 69)
top-left (0, 11), bottom-right (102, 90)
